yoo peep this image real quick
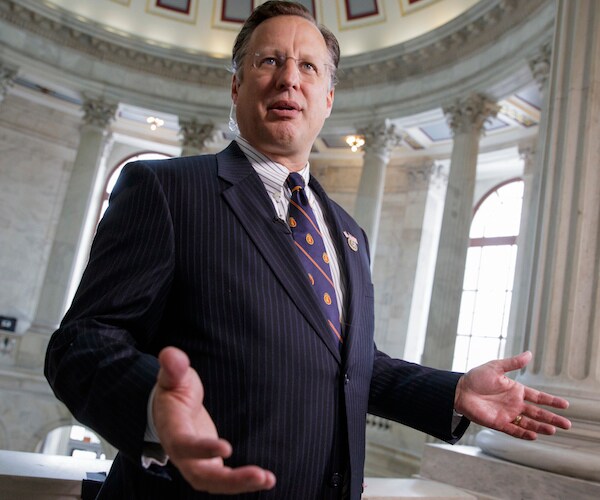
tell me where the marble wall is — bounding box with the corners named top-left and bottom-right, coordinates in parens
top-left (0, 93), bottom-right (81, 451)
top-left (0, 94), bottom-right (78, 345)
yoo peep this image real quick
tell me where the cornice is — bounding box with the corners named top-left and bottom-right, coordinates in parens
top-left (0, 0), bottom-right (552, 92)
top-left (0, 0), bottom-right (232, 88)
top-left (337, 0), bottom-right (550, 90)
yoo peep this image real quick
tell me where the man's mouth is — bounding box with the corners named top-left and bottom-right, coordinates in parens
top-left (269, 101), bottom-right (301, 112)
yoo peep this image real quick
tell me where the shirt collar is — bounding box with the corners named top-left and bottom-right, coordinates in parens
top-left (235, 136), bottom-right (310, 196)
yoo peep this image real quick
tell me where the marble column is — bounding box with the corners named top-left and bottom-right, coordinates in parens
top-left (179, 118), bottom-right (215, 156)
top-left (505, 43), bottom-right (552, 358)
top-left (477, 0), bottom-right (600, 483)
top-left (31, 96), bottom-right (117, 333)
top-left (421, 94), bottom-right (499, 370)
top-left (0, 63), bottom-right (17, 103)
top-left (353, 120), bottom-right (403, 260)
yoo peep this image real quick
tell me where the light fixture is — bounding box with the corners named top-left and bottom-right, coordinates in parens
top-left (146, 116), bottom-right (165, 131)
top-left (345, 135), bottom-right (365, 152)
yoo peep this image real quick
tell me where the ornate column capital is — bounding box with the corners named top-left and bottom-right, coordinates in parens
top-left (179, 118), bottom-right (216, 152)
top-left (0, 63), bottom-right (18, 103)
top-left (528, 42), bottom-right (552, 93)
top-left (405, 160), bottom-right (445, 190)
top-left (358, 120), bottom-right (403, 161)
top-left (443, 93), bottom-right (500, 136)
top-left (81, 96), bottom-right (117, 129)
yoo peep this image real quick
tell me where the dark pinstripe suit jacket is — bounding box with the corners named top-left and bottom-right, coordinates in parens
top-left (45, 142), bottom-right (467, 499)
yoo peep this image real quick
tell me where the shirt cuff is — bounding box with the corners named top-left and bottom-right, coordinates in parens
top-left (141, 385), bottom-right (169, 468)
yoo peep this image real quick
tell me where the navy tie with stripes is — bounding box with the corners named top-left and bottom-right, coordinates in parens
top-left (286, 173), bottom-right (343, 348)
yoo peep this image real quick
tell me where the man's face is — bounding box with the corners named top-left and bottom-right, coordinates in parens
top-left (231, 15), bottom-right (335, 170)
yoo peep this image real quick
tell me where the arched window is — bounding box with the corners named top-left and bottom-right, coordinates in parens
top-left (452, 179), bottom-right (524, 372)
top-left (98, 152), bottom-right (171, 222)
top-left (39, 425), bottom-right (106, 460)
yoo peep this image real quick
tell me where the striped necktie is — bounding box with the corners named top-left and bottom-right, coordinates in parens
top-left (286, 173), bottom-right (343, 347)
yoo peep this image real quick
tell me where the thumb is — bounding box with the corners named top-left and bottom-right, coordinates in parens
top-left (497, 350), bottom-right (532, 374)
top-left (157, 346), bottom-right (191, 391)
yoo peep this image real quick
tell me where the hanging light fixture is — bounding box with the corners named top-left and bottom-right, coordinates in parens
top-left (345, 135), bottom-right (365, 152)
top-left (146, 116), bottom-right (165, 131)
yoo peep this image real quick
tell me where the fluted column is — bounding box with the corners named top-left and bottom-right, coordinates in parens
top-left (32, 96), bottom-right (117, 331)
top-left (179, 118), bottom-right (215, 156)
top-left (0, 64), bottom-right (17, 103)
top-left (478, 0), bottom-right (600, 483)
top-left (353, 120), bottom-right (402, 259)
top-left (505, 43), bottom-right (552, 358)
top-left (421, 94), bottom-right (499, 369)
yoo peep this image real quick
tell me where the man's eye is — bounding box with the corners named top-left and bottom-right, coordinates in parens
top-left (261, 57), bottom-right (278, 66)
top-left (300, 61), bottom-right (317, 73)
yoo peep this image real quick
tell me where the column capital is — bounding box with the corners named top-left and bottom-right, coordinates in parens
top-left (0, 63), bottom-right (18, 103)
top-left (443, 93), bottom-right (500, 136)
top-left (528, 42), bottom-right (552, 93)
top-left (403, 159), bottom-right (448, 190)
top-left (358, 120), bottom-right (403, 160)
top-left (81, 96), bottom-right (117, 129)
top-left (179, 118), bottom-right (216, 152)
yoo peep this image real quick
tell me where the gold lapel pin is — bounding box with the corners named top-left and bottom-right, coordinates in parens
top-left (343, 231), bottom-right (359, 252)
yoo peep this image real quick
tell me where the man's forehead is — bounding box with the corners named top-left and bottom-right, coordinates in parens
top-left (248, 15), bottom-right (327, 50)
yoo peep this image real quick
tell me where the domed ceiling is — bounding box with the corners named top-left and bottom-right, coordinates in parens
top-left (1, 0), bottom-right (550, 163)
top-left (40, 0), bottom-right (480, 58)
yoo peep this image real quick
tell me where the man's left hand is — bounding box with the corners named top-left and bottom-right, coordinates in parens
top-left (454, 351), bottom-right (571, 440)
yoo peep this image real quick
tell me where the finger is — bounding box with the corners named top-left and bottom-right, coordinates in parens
top-left (523, 386), bottom-right (570, 410)
top-left (182, 463), bottom-right (276, 494)
top-left (496, 351), bottom-right (532, 374)
top-left (521, 404), bottom-right (572, 430)
top-left (514, 414), bottom-right (557, 436)
top-left (503, 421), bottom-right (537, 441)
top-left (157, 347), bottom-right (191, 390)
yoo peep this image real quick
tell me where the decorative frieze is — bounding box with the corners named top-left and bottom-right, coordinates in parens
top-left (0, 0), bottom-right (549, 90)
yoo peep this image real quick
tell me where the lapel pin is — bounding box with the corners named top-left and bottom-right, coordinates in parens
top-left (344, 231), bottom-right (359, 252)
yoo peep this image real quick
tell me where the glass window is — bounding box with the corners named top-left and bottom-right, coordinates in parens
top-left (452, 180), bottom-right (524, 372)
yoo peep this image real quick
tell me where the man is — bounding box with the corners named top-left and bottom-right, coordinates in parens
top-left (44, 2), bottom-right (571, 499)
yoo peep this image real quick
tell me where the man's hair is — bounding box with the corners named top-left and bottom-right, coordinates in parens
top-left (231, 1), bottom-right (340, 87)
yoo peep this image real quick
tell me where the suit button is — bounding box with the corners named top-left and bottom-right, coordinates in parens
top-left (344, 374), bottom-right (350, 385)
top-left (330, 473), bottom-right (342, 488)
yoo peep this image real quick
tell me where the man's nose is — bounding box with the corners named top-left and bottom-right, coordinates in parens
top-left (276, 58), bottom-right (300, 89)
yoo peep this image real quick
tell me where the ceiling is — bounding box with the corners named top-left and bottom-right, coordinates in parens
top-left (41, 0), bottom-right (481, 58)
top-left (4, 0), bottom-right (546, 164)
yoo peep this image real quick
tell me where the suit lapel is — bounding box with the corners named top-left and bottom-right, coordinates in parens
top-left (217, 143), bottom-right (342, 363)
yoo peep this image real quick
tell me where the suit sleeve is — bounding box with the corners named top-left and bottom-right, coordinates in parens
top-left (44, 161), bottom-right (174, 460)
top-left (368, 348), bottom-right (469, 443)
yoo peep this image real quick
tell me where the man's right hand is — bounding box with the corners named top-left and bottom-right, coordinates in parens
top-left (153, 347), bottom-right (277, 494)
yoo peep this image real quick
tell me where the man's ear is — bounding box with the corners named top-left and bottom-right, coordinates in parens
top-left (325, 87), bottom-right (335, 118)
top-left (231, 75), bottom-right (239, 104)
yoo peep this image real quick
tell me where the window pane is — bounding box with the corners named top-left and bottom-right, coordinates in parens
top-left (478, 246), bottom-right (513, 291)
top-left (457, 291), bottom-right (476, 335)
top-left (453, 335), bottom-right (470, 372)
top-left (465, 337), bottom-right (501, 371)
top-left (463, 247), bottom-right (481, 290)
top-left (471, 290), bottom-right (505, 337)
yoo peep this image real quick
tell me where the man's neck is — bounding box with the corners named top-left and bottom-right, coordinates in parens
top-left (236, 136), bottom-right (309, 172)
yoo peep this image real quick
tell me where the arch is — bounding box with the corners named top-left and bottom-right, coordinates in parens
top-left (96, 151), bottom-right (172, 225)
top-left (453, 179), bottom-right (525, 372)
